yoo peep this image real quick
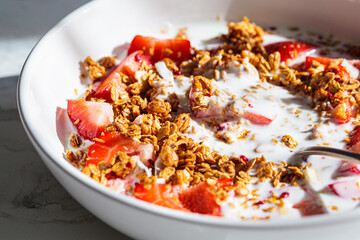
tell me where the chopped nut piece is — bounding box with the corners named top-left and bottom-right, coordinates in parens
top-left (84, 56), bottom-right (106, 81)
top-left (282, 135), bottom-right (298, 148)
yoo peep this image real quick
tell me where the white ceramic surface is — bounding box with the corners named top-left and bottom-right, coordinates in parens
top-left (17, 0), bottom-right (360, 239)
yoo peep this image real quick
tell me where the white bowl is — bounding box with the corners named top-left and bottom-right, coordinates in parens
top-left (17, 0), bottom-right (360, 239)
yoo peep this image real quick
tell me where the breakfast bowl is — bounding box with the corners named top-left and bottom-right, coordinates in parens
top-left (17, 0), bottom-right (360, 239)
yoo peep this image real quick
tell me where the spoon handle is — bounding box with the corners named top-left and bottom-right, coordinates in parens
top-left (289, 146), bottom-right (360, 164)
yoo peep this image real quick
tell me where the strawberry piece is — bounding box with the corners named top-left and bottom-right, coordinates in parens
top-left (87, 132), bottom-right (141, 166)
top-left (134, 183), bottom-right (187, 211)
top-left (88, 51), bottom-right (151, 102)
top-left (293, 199), bottom-right (325, 216)
top-left (265, 41), bottom-right (316, 63)
top-left (188, 84), bottom-right (222, 119)
top-left (305, 56), bottom-right (331, 69)
top-left (127, 35), bottom-right (158, 57)
top-left (293, 188), bottom-right (325, 216)
top-left (331, 99), bottom-right (351, 124)
top-left (106, 178), bottom-right (129, 194)
top-left (67, 100), bottom-right (113, 140)
top-left (348, 59), bottom-right (360, 71)
top-left (56, 107), bottom-right (77, 147)
top-left (128, 35), bottom-right (191, 64)
top-left (328, 179), bottom-right (360, 198)
top-left (118, 51), bottom-right (152, 77)
top-left (154, 39), bottom-right (191, 64)
top-left (178, 179), bottom-right (232, 216)
top-left (305, 56), bottom-right (351, 79)
top-left (243, 111), bottom-right (274, 125)
top-left (347, 125), bottom-right (360, 153)
top-left (338, 161), bottom-right (360, 175)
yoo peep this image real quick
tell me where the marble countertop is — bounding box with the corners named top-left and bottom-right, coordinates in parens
top-left (0, 0), bottom-right (131, 239)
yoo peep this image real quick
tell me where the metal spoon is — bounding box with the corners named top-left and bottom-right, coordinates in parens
top-left (288, 146), bottom-right (360, 164)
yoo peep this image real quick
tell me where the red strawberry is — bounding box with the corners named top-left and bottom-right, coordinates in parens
top-left (154, 39), bottom-right (191, 64)
top-left (243, 111), bottom-right (274, 125)
top-left (134, 183), bottom-right (187, 211)
top-left (305, 56), bottom-right (351, 80)
top-left (178, 179), bottom-right (232, 216)
top-left (128, 35), bottom-right (191, 64)
top-left (328, 179), bottom-right (360, 198)
top-left (67, 100), bottom-right (113, 140)
top-left (88, 51), bottom-right (151, 102)
top-left (331, 99), bottom-right (351, 124)
top-left (293, 199), bottom-right (325, 216)
top-left (188, 85), bottom-right (222, 119)
top-left (56, 107), bottom-right (77, 147)
top-left (337, 161), bottom-right (360, 176)
top-left (87, 132), bottom-right (141, 166)
top-left (347, 125), bottom-right (360, 153)
top-left (305, 56), bottom-right (331, 69)
top-left (293, 188), bottom-right (325, 216)
top-left (265, 41), bottom-right (317, 63)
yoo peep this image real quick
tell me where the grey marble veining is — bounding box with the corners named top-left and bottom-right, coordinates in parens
top-left (0, 0), bottom-right (132, 239)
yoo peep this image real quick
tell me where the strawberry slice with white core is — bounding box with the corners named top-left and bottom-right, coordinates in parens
top-left (87, 51), bottom-right (152, 102)
top-left (265, 41), bottom-right (317, 63)
top-left (56, 107), bottom-right (78, 147)
top-left (242, 96), bottom-right (278, 125)
top-left (293, 188), bottom-right (325, 216)
top-left (328, 179), bottom-right (360, 199)
top-left (67, 100), bottom-right (114, 140)
top-left (338, 161), bottom-right (360, 175)
top-left (105, 178), bottom-right (130, 194)
top-left (86, 131), bottom-right (154, 167)
top-left (347, 125), bottom-right (360, 153)
top-left (341, 60), bottom-right (359, 79)
top-left (188, 84), bottom-right (222, 119)
top-left (178, 179), bottom-right (232, 216)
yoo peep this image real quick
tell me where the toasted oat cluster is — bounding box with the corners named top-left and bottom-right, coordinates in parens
top-left (60, 17), bottom-right (360, 219)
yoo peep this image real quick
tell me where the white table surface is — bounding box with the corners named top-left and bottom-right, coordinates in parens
top-left (0, 0), bottom-right (132, 239)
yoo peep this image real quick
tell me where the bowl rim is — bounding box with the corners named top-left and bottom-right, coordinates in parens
top-left (16, 0), bottom-right (360, 230)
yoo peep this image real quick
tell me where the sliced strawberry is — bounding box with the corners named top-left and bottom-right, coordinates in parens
top-left (119, 51), bottom-right (152, 77)
top-left (178, 179), bottom-right (232, 216)
top-left (328, 179), bottom-right (360, 198)
top-left (347, 125), bottom-right (360, 153)
top-left (348, 59), bottom-right (360, 71)
top-left (265, 41), bottom-right (316, 63)
top-left (331, 99), bottom-right (351, 124)
top-left (106, 178), bottom-right (130, 194)
top-left (56, 107), bottom-right (77, 147)
top-left (293, 199), bottom-right (325, 216)
top-left (127, 35), bottom-right (158, 57)
top-left (154, 39), bottom-right (191, 64)
top-left (67, 100), bottom-right (113, 140)
top-left (305, 56), bottom-right (351, 80)
top-left (134, 183), bottom-right (187, 211)
top-left (293, 188), bottom-right (325, 216)
top-left (188, 84), bottom-right (222, 119)
top-left (88, 51), bottom-right (151, 102)
top-left (90, 72), bottom-right (128, 102)
top-left (337, 161), bottom-right (360, 175)
top-left (305, 56), bottom-right (331, 69)
top-left (87, 132), bottom-right (141, 166)
top-left (128, 35), bottom-right (191, 64)
top-left (243, 111), bottom-right (274, 125)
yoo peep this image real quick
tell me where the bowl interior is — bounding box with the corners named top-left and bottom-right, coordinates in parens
top-left (18, 0), bottom-right (360, 226)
